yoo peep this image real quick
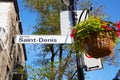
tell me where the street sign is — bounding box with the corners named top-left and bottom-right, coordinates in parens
top-left (60, 11), bottom-right (72, 35)
top-left (83, 53), bottom-right (103, 71)
top-left (60, 10), bottom-right (88, 36)
top-left (15, 35), bottom-right (72, 44)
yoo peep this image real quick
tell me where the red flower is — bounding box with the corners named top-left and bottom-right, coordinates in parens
top-left (70, 28), bottom-right (76, 37)
top-left (116, 21), bottom-right (120, 31)
top-left (106, 27), bottom-right (111, 31)
top-left (102, 26), bottom-right (106, 28)
top-left (102, 26), bottom-right (111, 31)
top-left (115, 31), bottom-right (119, 37)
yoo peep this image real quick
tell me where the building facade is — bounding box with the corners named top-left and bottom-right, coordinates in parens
top-left (0, 0), bottom-right (27, 80)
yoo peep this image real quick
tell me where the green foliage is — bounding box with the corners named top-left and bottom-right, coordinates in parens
top-left (16, 67), bottom-right (24, 74)
top-left (76, 16), bottom-right (102, 37)
top-left (23, 0), bottom-right (66, 35)
top-left (72, 15), bottom-right (120, 56)
top-left (27, 65), bottom-right (51, 80)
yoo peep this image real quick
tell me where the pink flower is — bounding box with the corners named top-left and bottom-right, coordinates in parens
top-left (85, 53), bottom-right (92, 58)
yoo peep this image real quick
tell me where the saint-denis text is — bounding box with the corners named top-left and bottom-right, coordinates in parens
top-left (15, 35), bottom-right (73, 44)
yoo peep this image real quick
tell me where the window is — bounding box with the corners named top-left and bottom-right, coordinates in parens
top-left (0, 27), bottom-right (5, 35)
top-left (0, 39), bottom-right (4, 52)
top-left (0, 27), bottom-right (8, 48)
top-left (5, 65), bottom-right (10, 80)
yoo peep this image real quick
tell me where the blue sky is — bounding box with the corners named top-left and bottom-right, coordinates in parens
top-left (17, 0), bottom-right (120, 80)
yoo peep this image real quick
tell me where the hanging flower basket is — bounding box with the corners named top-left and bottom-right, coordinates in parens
top-left (71, 16), bottom-right (120, 58)
top-left (83, 32), bottom-right (114, 58)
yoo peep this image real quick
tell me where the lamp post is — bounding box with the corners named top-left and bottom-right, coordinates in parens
top-left (62, 0), bottom-right (85, 80)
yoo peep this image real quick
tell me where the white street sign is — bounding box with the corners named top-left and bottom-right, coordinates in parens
top-left (60, 11), bottom-right (72, 35)
top-left (15, 35), bottom-right (72, 44)
top-left (60, 10), bottom-right (88, 36)
top-left (83, 53), bottom-right (103, 71)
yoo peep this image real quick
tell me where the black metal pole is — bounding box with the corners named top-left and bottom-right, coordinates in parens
top-left (69, 0), bottom-right (85, 80)
top-left (76, 55), bottom-right (85, 80)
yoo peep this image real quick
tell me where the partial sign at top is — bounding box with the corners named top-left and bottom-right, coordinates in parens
top-left (60, 10), bottom-right (88, 36)
top-left (60, 11), bottom-right (73, 36)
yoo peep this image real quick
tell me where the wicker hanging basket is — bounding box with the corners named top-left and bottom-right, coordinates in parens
top-left (83, 32), bottom-right (114, 58)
